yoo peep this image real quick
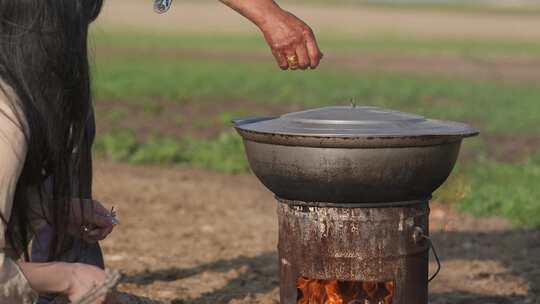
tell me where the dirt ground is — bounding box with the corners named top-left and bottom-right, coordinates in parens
top-left (91, 3), bottom-right (540, 303)
top-left (93, 0), bottom-right (540, 85)
top-left (94, 161), bottom-right (540, 304)
top-left (95, 98), bottom-right (300, 141)
top-left (95, 0), bottom-right (540, 40)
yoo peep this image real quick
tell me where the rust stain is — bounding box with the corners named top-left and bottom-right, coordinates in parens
top-left (278, 199), bottom-right (430, 303)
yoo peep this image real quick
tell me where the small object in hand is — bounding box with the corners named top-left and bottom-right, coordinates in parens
top-left (81, 206), bottom-right (118, 235)
top-left (154, 0), bottom-right (172, 14)
top-left (286, 55), bottom-right (299, 69)
top-left (110, 206), bottom-right (119, 225)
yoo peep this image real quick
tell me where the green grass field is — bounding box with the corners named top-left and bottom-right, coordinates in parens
top-left (92, 31), bottom-right (540, 58)
top-left (92, 31), bottom-right (540, 227)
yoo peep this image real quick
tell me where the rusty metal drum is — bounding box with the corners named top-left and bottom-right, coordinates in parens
top-left (277, 199), bottom-right (431, 304)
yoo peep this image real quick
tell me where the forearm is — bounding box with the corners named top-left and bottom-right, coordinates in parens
top-left (220, 0), bottom-right (323, 70)
top-left (219, 0), bottom-right (282, 28)
top-left (18, 261), bottom-right (72, 295)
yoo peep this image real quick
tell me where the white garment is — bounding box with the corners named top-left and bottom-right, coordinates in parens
top-left (0, 81), bottom-right (38, 303)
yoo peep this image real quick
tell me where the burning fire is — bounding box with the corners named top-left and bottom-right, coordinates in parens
top-left (297, 277), bottom-right (394, 304)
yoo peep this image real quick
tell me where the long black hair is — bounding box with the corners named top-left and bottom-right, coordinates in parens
top-left (0, 0), bottom-right (103, 260)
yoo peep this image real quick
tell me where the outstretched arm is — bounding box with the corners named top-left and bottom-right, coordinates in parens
top-left (220, 0), bottom-right (323, 70)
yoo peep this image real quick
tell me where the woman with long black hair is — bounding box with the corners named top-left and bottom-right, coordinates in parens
top-left (0, 0), bottom-right (322, 303)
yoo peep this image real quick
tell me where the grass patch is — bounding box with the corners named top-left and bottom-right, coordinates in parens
top-left (433, 167), bottom-right (471, 205)
top-left (92, 31), bottom-right (540, 58)
top-left (95, 129), bottom-right (540, 227)
top-left (95, 131), bottom-right (138, 162)
top-left (130, 137), bottom-right (185, 165)
top-left (93, 56), bottom-right (540, 133)
top-left (217, 110), bottom-right (251, 126)
top-left (94, 131), bottom-right (248, 173)
top-left (459, 154), bottom-right (540, 228)
top-left (182, 132), bottom-right (249, 173)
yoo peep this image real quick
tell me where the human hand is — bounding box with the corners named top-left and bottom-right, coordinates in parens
top-left (66, 263), bottom-right (109, 304)
top-left (69, 199), bottom-right (116, 242)
top-left (259, 9), bottom-right (323, 70)
top-left (19, 262), bottom-right (121, 304)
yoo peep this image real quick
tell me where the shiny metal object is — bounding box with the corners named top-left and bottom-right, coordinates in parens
top-left (286, 55), bottom-right (299, 69)
top-left (110, 206), bottom-right (119, 225)
top-left (234, 106), bottom-right (477, 148)
top-left (81, 206), bottom-right (119, 234)
top-left (234, 105), bottom-right (471, 303)
top-left (154, 0), bottom-right (172, 14)
top-left (233, 106), bottom-right (478, 203)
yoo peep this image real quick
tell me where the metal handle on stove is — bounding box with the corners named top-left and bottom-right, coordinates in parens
top-left (412, 227), bottom-right (441, 283)
top-left (424, 235), bottom-right (441, 282)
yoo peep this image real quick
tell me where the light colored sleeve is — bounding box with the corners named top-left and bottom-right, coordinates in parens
top-left (0, 86), bottom-right (38, 304)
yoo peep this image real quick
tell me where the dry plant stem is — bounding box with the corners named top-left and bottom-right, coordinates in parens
top-left (75, 269), bottom-right (121, 304)
top-left (52, 269), bottom-right (121, 304)
top-left (114, 292), bottom-right (165, 304)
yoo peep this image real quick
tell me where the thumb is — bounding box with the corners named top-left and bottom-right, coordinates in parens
top-left (92, 213), bottom-right (114, 228)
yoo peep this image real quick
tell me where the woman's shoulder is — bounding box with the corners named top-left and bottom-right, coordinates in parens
top-left (0, 79), bottom-right (27, 160)
top-left (0, 79), bottom-right (21, 119)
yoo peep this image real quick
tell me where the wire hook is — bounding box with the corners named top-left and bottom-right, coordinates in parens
top-left (413, 226), bottom-right (441, 283)
top-left (423, 235), bottom-right (441, 282)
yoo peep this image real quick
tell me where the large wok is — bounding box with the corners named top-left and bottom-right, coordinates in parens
top-left (233, 106), bottom-right (478, 204)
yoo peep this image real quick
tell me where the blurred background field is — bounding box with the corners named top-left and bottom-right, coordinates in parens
top-left (92, 0), bottom-right (540, 227)
top-left (90, 1), bottom-right (540, 303)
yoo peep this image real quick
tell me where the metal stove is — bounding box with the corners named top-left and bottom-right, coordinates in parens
top-left (234, 106), bottom-right (477, 304)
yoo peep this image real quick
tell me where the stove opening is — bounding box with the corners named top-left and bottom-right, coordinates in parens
top-left (296, 277), bottom-right (395, 304)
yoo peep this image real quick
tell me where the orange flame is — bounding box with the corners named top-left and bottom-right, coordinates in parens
top-left (297, 277), bottom-right (394, 304)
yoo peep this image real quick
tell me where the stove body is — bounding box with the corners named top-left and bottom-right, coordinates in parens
top-left (233, 106), bottom-right (478, 304)
top-left (278, 199), bottom-right (430, 304)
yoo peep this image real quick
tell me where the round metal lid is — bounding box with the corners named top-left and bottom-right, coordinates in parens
top-left (233, 106), bottom-right (478, 148)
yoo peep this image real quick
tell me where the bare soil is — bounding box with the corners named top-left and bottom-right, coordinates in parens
top-left (482, 133), bottom-right (540, 162)
top-left (94, 161), bottom-right (540, 304)
top-left (95, 1), bottom-right (540, 40)
top-left (93, 0), bottom-right (540, 85)
top-left (95, 98), bottom-right (297, 141)
top-left (91, 3), bottom-right (540, 302)
top-left (329, 53), bottom-right (540, 85)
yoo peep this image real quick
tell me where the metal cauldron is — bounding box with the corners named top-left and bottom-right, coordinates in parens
top-left (233, 106), bottom-right (478, 204)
